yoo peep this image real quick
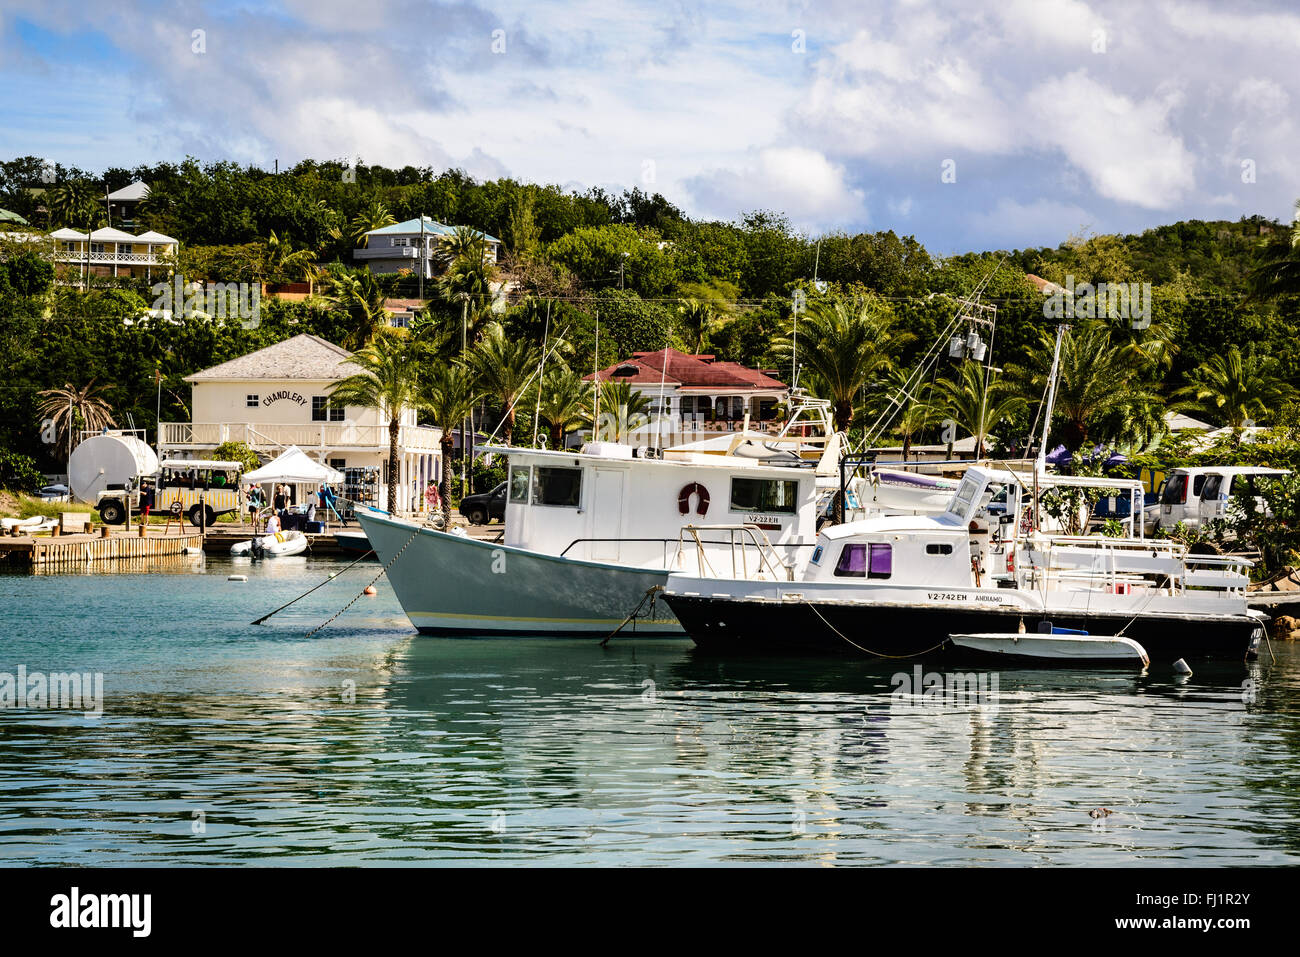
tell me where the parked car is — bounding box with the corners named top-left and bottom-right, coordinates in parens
top-left (459, 482), bottom-right (507, 525)
top-left (1088, 492), bottom-right (1161, 535)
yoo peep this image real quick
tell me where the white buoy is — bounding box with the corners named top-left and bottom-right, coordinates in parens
top-left (228, 574), bottom-right (248, 582)
top-left (1172, 658), bottom-right (1193, 675)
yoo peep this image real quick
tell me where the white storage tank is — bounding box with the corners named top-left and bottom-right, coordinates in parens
top-left (68, 434), bottom-right (160, 504)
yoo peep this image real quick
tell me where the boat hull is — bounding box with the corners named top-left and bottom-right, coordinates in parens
top-left (357, 509), bottom-right (682, 637)
top-left (662, 594), bottom-right (1262, 661)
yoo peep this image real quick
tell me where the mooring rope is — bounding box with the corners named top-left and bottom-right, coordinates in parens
top-left (304, 524), bottom-right (424, 638)
top-left (251, 547), bottom-right (375, 625)
top-left (802, 599), bottom-right (951, 658)
top-left (601, 585), bottom-right (664, 646)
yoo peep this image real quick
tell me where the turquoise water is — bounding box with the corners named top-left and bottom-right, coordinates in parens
top-left (1, 555), bottom-right (1298, 866)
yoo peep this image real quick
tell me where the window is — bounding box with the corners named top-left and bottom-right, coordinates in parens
top-left (329, 458), bottom-right (346, 470)
top-left (1192, 474), bottom-right (1206, 496)
top-left (246, 394), bottom-right (259, 408)
top-left (1202, 475), bottom-right (1223, 501)
top-left (532, 467), bottom-right (582, 507)
top-left (1160, 474), bottom-right (1187, 505)
top-left (948, 476), bottom-right (981, 518)
top-left (730, 478), bottom-right (799, 514)
top-left (925, 543), bottom-right (953, 555)
top-left (312, 396), bottom-right (345, 422)
top-left (391, 237), bottom-right (409, 247)
top-left (834, 542), bottom-right (892, 579)
top-left (89, 242), bottom-right (105, 255)
top-left (509, 466), bottom-right (531, 503)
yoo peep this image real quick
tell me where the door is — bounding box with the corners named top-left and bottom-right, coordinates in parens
top-left (589, 469), bottom-right (625, 562)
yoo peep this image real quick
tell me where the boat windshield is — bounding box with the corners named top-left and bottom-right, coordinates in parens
top-left (946, 475), bottom-right (983, 521)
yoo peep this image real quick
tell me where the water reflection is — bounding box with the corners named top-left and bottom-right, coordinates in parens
top-left (0, 559), bottom-right (1297, 865)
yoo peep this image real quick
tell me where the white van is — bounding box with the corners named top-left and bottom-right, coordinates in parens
top-left (1157, 466), bottom-right (1289, 531)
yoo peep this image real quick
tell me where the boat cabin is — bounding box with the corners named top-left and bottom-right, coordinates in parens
top-left (488, 441), bottom-right (819, 571)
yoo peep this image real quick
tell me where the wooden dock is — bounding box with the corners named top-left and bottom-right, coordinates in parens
top-left (0, 530), bottom-right (204, 568)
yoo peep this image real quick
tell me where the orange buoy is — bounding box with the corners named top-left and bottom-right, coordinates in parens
top-left (363, 585), bottom-right (377, 596)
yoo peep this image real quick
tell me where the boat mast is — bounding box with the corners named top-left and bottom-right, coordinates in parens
top-left (1033, 323), bottom-right (1068, 528)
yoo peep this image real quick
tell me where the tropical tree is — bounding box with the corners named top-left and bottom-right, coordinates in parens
top-left (46, 180), bottom-right (102, 229)
top-left (36, 380), bottom-right (118, 459)
top-left (261, 231), bottom-right (318, 287)
top-left (773, 296), bottom-right (906, 432)
top-left (467, 321), bottom-right (542, 446)
top-left (676, 298), bottom-right (714, 354)
top-left (419, 362), bottom-right (483, 526)
top-left (1006, 323), bottom-right (1164, 452)
top-left (438, 224), bottom-right (489, 266)
top-left (535, 365), bottom-right (590, 449)
top-left (349, 202), bottom-right (396, 248)
top-left (1245, 199), bottom-right (1300, 300)
top-left (927, 361), bottom-right (1026, 459)
top-left (328, 332), bottom-right (421, 514)
top-left (593, 380), bottom-right (652, 442)
top-left (1173, 344), bottom-right (1297, 430)
top-left (326, 267), bottom-right (389, 349)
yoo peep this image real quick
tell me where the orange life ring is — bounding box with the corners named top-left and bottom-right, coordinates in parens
top-left (678, 482), bottom-right (710, 516)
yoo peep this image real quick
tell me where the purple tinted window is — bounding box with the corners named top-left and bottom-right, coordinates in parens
top-left (834, 543), bottom-right (867, 577)
top-left (868, 543), bottom-right (892, 578)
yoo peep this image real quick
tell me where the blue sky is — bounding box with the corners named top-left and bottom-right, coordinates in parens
top-left (1, 0), bottom-right (1296, 253)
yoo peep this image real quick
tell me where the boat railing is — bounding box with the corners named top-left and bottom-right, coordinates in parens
top-left (675, 523), bottom-right (794, 581)
top-left (558, 535), bottom-right (815, 570)
top-left (1019, 536), bottom-right (1251, 597)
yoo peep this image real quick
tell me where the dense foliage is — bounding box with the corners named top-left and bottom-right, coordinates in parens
top-left (2, 154), bottom-right (1299, 490)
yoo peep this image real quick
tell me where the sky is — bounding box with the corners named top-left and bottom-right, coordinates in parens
top-left (0, 0), bottom-right (1296, 253)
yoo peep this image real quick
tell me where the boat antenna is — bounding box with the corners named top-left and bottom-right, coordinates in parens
top-left (531, 299), bottom-right (551, 447)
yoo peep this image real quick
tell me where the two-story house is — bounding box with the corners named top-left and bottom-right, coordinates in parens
top-left (49, 226), bottom-right (178, 281)
top-left (353, 216), bottom-right (500, 279)
top-left (159, 334), bottom-right (442, 513)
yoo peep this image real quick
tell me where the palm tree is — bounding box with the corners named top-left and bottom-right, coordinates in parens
top-left (1006, 324), bottom-right (1163, 452)
top-left (593, 380), bottom-right (652, 442)
top-left (677, 298), bottom-right (714, 354)
top-left (419, 362), bottom-right (483, 526)
top-left (535, 365), bottom-right (589, 449)
top-left (37, 380), bottom-right (117, 460)
top-left (1245, 199), bottom-right (1300, 300)
top-left (438, 225), bottom-right (489, 266)
top-left (1173, 344), bottom-right (1296, 430)
top-left (349, 201), bottom-right (396, 248)
top-left (774, 296), bottom-right (907, 432)
top-left (927, 361), bottom-right (1026, 459)
top-left (467, 322), bottom-right (542, 446)
top-left (326, 267), bottom-right (389, 349)
top-left (328, 333), bottom-right (421, 514)
top-left (261, 231), bottom-right (318, 288)
top-left (46, 180), bottom-right (101, 229)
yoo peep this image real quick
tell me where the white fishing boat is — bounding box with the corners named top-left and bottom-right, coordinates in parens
top-left (358, 434), bottom-right (836, 636)
top-left (949, 631), bottom-right (1151, 667)
top-left (230, 529), bottom-right (309, 558)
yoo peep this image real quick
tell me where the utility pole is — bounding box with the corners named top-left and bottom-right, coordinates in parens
top-left (418, 215), bottom-right (425, 301)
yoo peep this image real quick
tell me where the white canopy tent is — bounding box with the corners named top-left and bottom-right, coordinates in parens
top-left (244, 446), bottom-right (344, 484)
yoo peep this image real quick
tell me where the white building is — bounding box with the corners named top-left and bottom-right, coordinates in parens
top-left (50, 226), bottom-right (178, 281)
top-left (160, 334), bottom-right (442, 513)
top-left (353, 216), bottom-right (500, 279)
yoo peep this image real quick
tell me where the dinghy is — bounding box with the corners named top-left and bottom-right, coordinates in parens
top-left (949, 630), bottom-right (1150, 668)
top-left (230, 530), bottom-right (309, 558)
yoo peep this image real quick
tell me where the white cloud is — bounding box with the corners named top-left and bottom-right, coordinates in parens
top-left (685, 147), bottom-right (868, 231)
top-left (1024, 71), bottom-right (1195, 208)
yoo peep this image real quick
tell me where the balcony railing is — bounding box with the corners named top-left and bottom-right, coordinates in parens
top-left (53, 249), bottom-right (175, 265)
top-left (160, 421), bottom-right (442, 452)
